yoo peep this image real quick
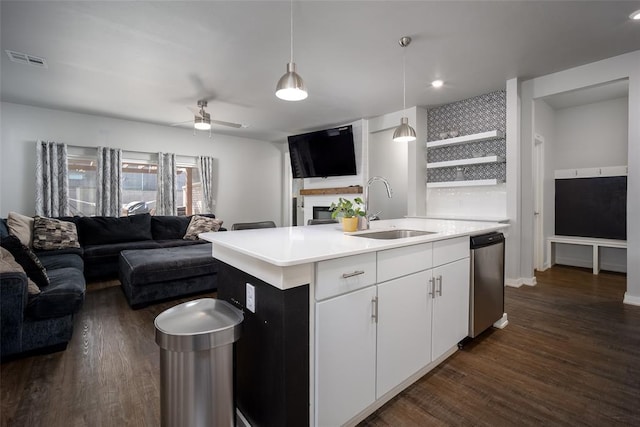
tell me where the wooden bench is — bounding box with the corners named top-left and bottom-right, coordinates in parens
top-left (546, 235), bottom-right (627, 274)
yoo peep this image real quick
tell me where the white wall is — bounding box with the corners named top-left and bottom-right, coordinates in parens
top-left (0, 102), bottom-right (284, 226)
top-left (553, 97), bottom-right (628, 169)
top-left (368, 127), bottom-right (407, 219)
top-left (521, 50), bottom-right (640, 305)
top-left (535, 99), bottom-right (555, 271)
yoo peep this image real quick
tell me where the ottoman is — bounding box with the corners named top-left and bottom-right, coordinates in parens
top-left (119, 244), bottom-right (218, 308)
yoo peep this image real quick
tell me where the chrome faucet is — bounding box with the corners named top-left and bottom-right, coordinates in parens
top-left (363, 176), bottom-right (393, 229)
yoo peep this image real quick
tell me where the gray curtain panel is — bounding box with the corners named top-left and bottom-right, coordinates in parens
top-left (35, 141), bottom-right (69, 217)
top-left (198, 156), bottom-right (216, 214)
top-left (96, 147), bottom-right (122, 216)
top-left (157, 152), bottom-right (176, 215)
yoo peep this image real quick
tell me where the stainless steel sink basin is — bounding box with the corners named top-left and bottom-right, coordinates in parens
top-left (351, 229), bottom-right (436, 239)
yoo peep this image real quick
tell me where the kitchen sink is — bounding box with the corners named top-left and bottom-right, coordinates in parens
top-left (351, 229), bottom-right (436, 239)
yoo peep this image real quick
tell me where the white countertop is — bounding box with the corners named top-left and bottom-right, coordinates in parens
top-left (200, 218), bottom-right (508, 268)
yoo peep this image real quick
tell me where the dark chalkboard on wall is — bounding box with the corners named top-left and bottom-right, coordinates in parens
top-left (555, 176), bottom-right (627, 240)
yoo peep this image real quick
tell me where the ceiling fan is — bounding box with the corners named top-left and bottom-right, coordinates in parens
top-left (172, 100), bottom-right (245, 137)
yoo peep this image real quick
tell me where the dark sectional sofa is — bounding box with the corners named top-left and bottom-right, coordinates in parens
top-left (0, 213), bottom-right (223, 360)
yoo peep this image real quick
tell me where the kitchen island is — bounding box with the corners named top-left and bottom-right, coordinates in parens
top-left (201, 218), bottom-right (508, 427)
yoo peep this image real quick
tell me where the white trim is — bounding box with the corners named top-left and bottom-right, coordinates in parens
top-left (623, 293), bottom-right (640, 306)
top-left (505, 277), bottom-right (537, 287)
top-left (546, 235), bottom-right (627, 275)
top-left (554, 166), bottom-right (627, 179)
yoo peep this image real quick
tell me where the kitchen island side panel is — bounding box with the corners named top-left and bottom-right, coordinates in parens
top-left (217, 260), bottom-right (310, 427)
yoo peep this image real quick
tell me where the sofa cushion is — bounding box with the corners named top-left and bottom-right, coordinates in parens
top-left (120, 244), bottom-right (216, 286)
top-left (1, 235), bottom-right (50, 289)
top-left (26, 267), bottom-right (85, 319)
top-left (83, 240), bottom-right (162, 259)
top-left (0, 247), bottom-right (40, 295)
top-left (154, 239), bottom-right (208, 248)
top-left (37, 253), bottom-right (84, 271)
top-left (151, 215), bottom-right (192, 240)
top-left (7, 212), bottom-right (34, 247)
top-left (183, 215), bottom-right (223, 240)
top-left (77, 214), bottom-right (152, 246)
top-left (32, 216), bottom-right (80, 251)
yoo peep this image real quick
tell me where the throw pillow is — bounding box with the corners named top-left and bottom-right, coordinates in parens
top-left (0, 247), bottom-right (40, 295)
top-left (183, 215), bottom-right (223, 240)
top-left (0, 235), bottom-right (50, 289)
top-left (32, 216), bottom-right (81, 251)
top-left (7, 212), bottom-right (34, 247)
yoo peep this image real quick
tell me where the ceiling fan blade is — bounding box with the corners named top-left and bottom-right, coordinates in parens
top-left (170, 120), bottom-right (193, 127)
top-left (187, 106), bottom-right (203, 118)
top-left (211, 119), bottom-right (244, 128)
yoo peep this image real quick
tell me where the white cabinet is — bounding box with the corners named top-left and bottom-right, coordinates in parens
top-left (315, 237), bottom-right (470, 426)
top-left (431, 258), bottom-right (470, 360)
top-left (315, 286), bottom-right (377, 427)
top-left (376, 271), bottom-right (431, 398)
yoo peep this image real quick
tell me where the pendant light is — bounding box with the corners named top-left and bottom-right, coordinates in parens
top-left (392, 36), bottom-right (416, 142)
top-left (275, 0), bottom-right (308, 101)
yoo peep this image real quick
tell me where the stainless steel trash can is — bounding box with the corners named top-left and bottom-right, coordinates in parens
top-left (155, 298), bottom-right (243, 427)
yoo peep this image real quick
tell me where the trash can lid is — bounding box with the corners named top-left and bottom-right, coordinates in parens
top-left (155, 298), bottom-right (243, 351)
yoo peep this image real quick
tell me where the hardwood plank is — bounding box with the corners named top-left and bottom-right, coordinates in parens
top-left (1, 266), bottom-right (639, 426)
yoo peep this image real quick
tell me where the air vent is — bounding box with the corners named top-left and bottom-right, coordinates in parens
top-left (5, 50), bottom-right (48, 68)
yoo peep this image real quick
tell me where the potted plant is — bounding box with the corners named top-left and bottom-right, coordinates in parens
top-left (330, 197), bottom-right (365, 232)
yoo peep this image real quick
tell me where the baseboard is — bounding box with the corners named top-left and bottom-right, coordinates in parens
top-left (505, 277), bottom-right (536, 288)
top-left (623, 293), bottom-right (640, 306)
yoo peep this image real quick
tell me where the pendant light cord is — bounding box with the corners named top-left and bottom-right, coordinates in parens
top-left (290, 0), bottom-right (294, 63)
top-left (402, 45), bottom-right (406, 111)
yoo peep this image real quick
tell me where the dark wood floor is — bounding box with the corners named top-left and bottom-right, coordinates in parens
top-left (1, 266), bottom-right (639, 426)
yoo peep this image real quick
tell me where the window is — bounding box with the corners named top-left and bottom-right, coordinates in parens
top-left (66, 149), bottom-right (207, 217)
top-left (177, 165), bottom-right (205, 216)
top-left (67, 156), bottom-right (97, 216)
top-left (122, 161), bottom-right (158, 215)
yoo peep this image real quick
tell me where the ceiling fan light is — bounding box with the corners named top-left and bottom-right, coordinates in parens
top-left (276, 62), bottom-right (308, 101)
top-left (194, 116), bottom-right (211, 131)
top-left (393, 117), bottom-right (417, 142)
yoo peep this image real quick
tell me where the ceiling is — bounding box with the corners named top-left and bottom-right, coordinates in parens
top-left (1, 1), bottom-right (639, 142)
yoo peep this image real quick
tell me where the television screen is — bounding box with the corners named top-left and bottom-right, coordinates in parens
top-left (288, 125), bottom-right (357, 178)
top-left (555, 176), bottom-right (626, 240)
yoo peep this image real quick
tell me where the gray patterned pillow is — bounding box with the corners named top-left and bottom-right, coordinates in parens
top-left (32, 216), bottom-right (80, 250)
top-left (183, 215), bottom-right (223, 240)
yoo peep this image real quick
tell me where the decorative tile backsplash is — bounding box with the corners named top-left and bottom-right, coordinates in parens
top-left (426, 90), bottom-right (506, 183)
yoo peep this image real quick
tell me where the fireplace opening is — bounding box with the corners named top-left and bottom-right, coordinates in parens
top-left (313, 206), bottom-right (332, 220)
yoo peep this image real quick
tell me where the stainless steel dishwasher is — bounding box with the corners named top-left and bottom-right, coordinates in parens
top-left (469, 232), bottom-right (505, 338)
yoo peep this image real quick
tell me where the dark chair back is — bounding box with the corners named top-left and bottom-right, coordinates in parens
top-left (231, 221), bottom-right (277, 230)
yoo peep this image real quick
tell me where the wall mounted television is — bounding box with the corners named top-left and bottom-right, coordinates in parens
top-left (288, 125), bottom-right (357, 178)
top-left (555, 176), bottom-right (627, 240)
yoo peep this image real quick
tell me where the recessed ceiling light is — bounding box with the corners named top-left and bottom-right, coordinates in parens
top-left (432, 80), bottom-right (444, 88)
top-left (631, 9), bottom-right (640, 20)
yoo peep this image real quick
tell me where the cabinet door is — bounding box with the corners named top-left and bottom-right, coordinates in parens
top-left (376, 270), bottom-right (432, 398)
top-left (432, 258), bottom-right (470, 361)
top-left (316, 286), bottom-right (377, 427)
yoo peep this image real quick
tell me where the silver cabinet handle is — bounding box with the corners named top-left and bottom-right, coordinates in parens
top-left (428, 277), bottom-right (435, 299)
top-left (342, 270), bottom-right (365, 278)
top-left (371, 296), bottom-right (378, 323)
top-left (436, 275), bottom-right (443, 296)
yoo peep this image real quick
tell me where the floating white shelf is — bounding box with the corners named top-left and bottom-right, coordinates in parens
top-left (426, 155), bottom-right (505, 169)
top-left (426, 130), bottom-right (504, 149)
top-left (426, 179), bottom-right (503, 188)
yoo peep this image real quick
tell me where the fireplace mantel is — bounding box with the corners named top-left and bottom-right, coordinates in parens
top-left (299, 186), bottom-right (363, 196)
